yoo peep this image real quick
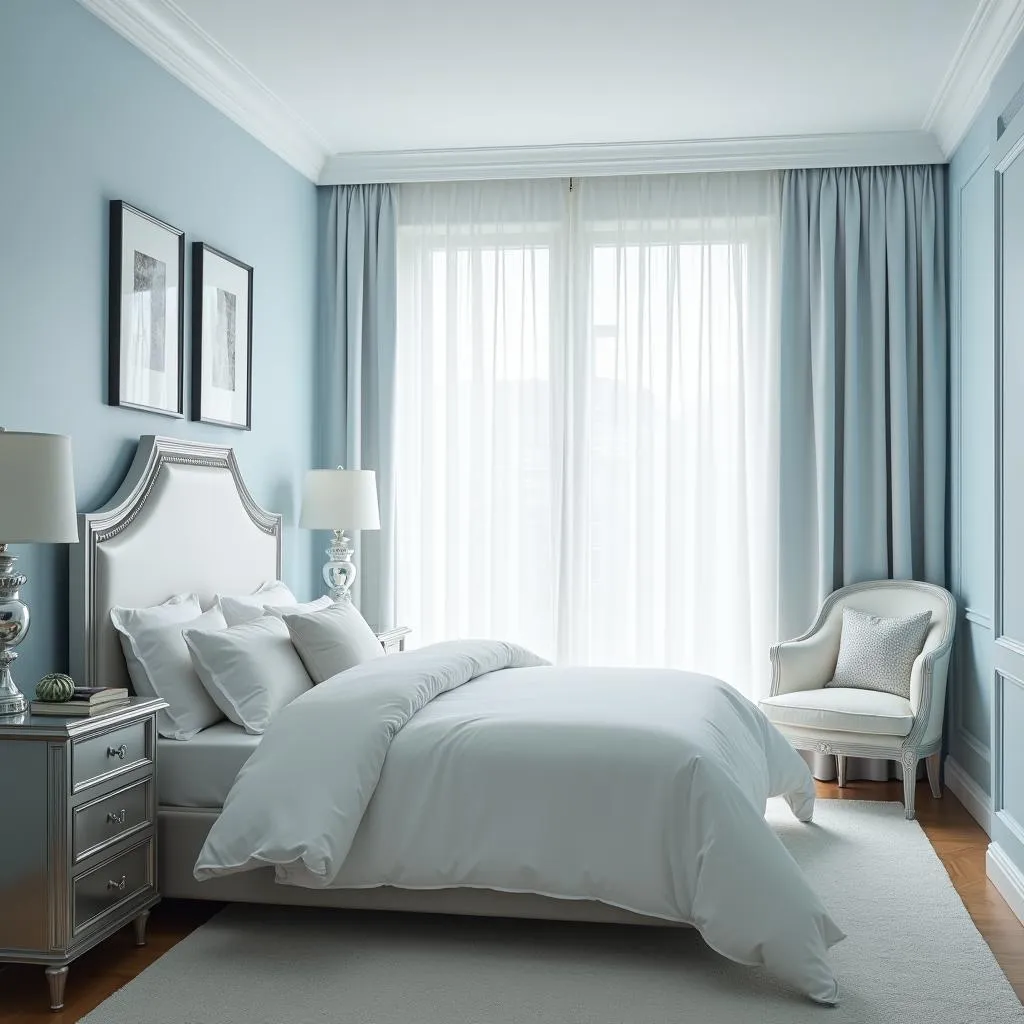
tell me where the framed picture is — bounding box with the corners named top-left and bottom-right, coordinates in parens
top-left (191, 243), bottom-right (253, 430)
top-left (108, 201), bottom-right (185, 417)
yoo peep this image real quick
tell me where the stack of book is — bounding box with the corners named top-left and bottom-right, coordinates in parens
top-left (30, 687), bottom-right (130, 717)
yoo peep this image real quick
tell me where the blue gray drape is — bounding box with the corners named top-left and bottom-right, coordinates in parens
top-left (318, 184), bottom-right (398, 627)
top-left (778, 165), bottom-right (947, 781)
top-left (778, 165), bottom-right (948, 637)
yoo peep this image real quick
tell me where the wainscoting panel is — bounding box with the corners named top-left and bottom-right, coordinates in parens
top-left (996, 137), bottom-right (1024, 653)
top-left (994, 672), bottom-right (1024, 862)
top-left (956, 619), bottom-right (995, 766)
top-left (949, 140), bottom-right (995, 804)
top-left (991, 106), bottom-right (1024, 909)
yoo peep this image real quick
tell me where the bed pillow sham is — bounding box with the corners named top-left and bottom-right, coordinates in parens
top-left (282, 599), bottom-right (385, 684)
top-left (183, 615), bottom-right (313, 734)
top-left (110, 595), bottom-right (225, 740)
top-left (825, 608), bottom-right (932, 699)
top-left (216, 580), bottom-right (299, 627)
top-left (235, 594), bottom-right (335, 626)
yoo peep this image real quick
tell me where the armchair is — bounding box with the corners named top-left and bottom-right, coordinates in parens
top-left (759, 580), bottom-right (956, 819)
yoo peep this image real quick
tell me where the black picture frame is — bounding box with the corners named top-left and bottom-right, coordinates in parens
top-left (191, 243), bottom-right (254, 430)
top-left (108, 200), bottom-right (185, 417)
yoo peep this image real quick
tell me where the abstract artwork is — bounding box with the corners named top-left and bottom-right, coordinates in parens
top-left (109, 201), bottom-right (184, 416)
top-left (192, 243), bottom-right (253, 429)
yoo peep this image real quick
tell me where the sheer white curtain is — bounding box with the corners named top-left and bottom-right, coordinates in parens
top-left (395, 181), bottom-right (568, 656)
top-left (395, 173), bottom-right (782, 698)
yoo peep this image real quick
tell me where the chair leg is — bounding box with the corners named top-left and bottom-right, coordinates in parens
top-left (926, 753), bottom-right (942, 799)
top-left (901, 752), bottom-right (919, 820)
top-left (835, 754), bottom-right (848, 788)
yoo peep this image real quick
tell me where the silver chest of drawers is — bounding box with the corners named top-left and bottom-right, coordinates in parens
top-left (0, 697), bottom-right (166, 1011)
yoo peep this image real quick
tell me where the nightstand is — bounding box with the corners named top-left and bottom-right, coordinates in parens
top-left (0, 696), bottom-right (166, 1011)
top-left (374, 626), bottom-right (411, 654)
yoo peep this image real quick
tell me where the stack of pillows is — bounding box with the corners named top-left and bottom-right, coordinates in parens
top-left (110, 582), bottom-right (386, 740)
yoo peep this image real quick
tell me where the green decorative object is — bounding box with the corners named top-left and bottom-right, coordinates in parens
top-left (35, 673), bottom-right (75, 703)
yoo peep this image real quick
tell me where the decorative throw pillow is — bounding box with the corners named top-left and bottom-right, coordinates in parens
top-left (825, 608), bottom-right (932, 699)
top-left (215, 580), bottom-right (298, 627)
top-left (282, 599), bottom-right (384, 684)
top-left (183, 616), bottom-right (313, 734)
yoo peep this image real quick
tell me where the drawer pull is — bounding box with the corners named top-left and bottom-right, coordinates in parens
top-left (107, 809), bottom-right (127, 825)
top-left (107, 744), bottom-right (128, 760)
top-left (106, 875), bottom-right (127, 892)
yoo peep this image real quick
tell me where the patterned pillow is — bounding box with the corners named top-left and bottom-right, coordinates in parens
top-left (825, 608), bottom-right (932, 699)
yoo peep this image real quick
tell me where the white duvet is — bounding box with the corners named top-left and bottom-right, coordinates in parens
top-left (195, 640), bottom-right (844, 1002)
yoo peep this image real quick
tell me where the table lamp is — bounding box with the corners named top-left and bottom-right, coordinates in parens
top-left (300, 468), bottom-right (380, 602)
top-left (0, 430), bottom-right (78, 716)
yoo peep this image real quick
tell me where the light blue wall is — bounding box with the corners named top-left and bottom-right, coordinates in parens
top-left (1, 0), bottom-right (318, 689)
top-left (949, 32), bottom-right (1024, 884)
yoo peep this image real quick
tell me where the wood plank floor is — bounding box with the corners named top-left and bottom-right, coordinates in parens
top-left (1, 780), bottom-right (1021, 1021)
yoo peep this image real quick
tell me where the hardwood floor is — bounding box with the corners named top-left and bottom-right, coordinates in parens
top-left (1, 781), bottom-right (1021, 1021)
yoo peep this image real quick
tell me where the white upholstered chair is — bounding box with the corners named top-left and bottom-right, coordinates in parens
top-left (759, 580), bottom-right (956, 820)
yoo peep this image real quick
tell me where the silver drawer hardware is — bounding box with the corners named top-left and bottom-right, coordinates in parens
top-left (106, 875), bottom-right (127, 891)
top-left (107, 809), bottom-right (127, 825)
top-left (107, 744), bottom-right (128, 760)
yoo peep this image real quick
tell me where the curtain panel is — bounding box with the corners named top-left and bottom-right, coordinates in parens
top-left (394, 174), bottom-right (782, 699)
top-left (318, 184), bottom-right (398, 628)
top-left (778, 166), bottom-right (947, 631)
top-left (777, 165), bottom-right (948, 780)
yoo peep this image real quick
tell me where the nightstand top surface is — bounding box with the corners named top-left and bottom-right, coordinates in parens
top-left (0, 697), bottom-right (166, 739)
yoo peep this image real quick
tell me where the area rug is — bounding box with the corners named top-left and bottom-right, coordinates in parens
top-left (83, 800), bottom-right (1023, 1023)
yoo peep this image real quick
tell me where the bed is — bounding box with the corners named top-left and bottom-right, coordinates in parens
top-left (69, 435), bottom-right (843, 1002)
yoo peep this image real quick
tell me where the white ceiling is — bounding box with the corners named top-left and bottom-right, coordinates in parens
top-left (79, 0), bottom-right (1024, 182)
top-left (169, 0), bottom-right (976, 151)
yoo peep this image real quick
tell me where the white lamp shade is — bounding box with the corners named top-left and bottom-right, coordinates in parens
top-left (0, 431), bottom-right (78, 543)
top-left (300, 469), bottom-right (380, 531)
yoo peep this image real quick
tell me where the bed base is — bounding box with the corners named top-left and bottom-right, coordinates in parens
top-left (159, 807), bottom-right (682, 927)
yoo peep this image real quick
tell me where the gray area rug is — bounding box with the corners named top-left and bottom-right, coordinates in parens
top-left (84, 800), bottom-right (1023, 1023)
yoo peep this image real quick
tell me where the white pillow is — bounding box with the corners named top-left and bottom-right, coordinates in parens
top-left (111, 593), bottom-right (201, 638)
top-left (236, 595), bottom-right (335, 626)
top-left (216, 580), bottom-right (298, 627)
top-left (111, 595), bottom-right (225, 740)
top-left (183, 616), bottom-right (313, 734)
top-left (282, 600), bottom-right (385, 684)
top-left (825, 608), bottom-right (932, 699)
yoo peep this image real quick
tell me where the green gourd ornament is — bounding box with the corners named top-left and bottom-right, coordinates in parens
top-left (36, 673), bottom-right (75, 703)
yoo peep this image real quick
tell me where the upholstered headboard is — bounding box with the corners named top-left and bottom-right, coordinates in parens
top-left (69, 436), bottom-right (282, 688)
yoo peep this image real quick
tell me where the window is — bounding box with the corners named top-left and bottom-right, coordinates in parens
top-left (395, 174), bottom-right (780, 697)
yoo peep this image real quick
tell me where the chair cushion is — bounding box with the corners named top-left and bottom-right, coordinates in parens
top-left (760, 687), bottom-right (914, 737)
top-left (824, 607), bottom-right (931, 699)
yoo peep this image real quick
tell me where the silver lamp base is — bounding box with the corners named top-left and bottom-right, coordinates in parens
top-left (0, 545), bottom-right (30, 717)
top-left (322, 529), bottom-right (357, 602)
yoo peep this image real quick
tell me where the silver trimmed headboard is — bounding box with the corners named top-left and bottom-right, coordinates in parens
top-left (69, 436), bottom-right (283, 688)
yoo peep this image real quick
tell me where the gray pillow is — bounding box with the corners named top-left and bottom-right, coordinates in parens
top-left (825, 608), bottom-right (932, 699)
top-left (282, 599), bottom-right (384, 684)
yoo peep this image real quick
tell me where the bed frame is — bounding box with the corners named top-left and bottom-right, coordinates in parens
top-left (68, 435), bottom-right (668, 928)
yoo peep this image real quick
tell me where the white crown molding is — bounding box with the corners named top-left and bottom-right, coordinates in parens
top-left (987, 843), bottom-right (1024, 925)
top-left (76, 0), bottom-right (327, 181)
top-left (944, 756), bottom-right (992, 835)
top-left (318, 131), bottom-right (946, 185)
top-left (926, 0), bottom-right (1024, 155)
top-left (83, 0), bottom-right (1017, 183)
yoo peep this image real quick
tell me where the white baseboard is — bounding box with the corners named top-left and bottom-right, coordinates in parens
top-left (987, 843), bottom-right (1024, 926)
top-left (943, 756), bottom-right (992, 836)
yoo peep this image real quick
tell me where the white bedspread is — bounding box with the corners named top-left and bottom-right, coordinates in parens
top-left (194, 640), bottom-right (844, 1002)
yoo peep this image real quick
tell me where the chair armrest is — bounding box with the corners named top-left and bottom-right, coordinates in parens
top-left (907, 641), bottom-right (953, 749)
top-left (768, 632), bottom-right (839, 697)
